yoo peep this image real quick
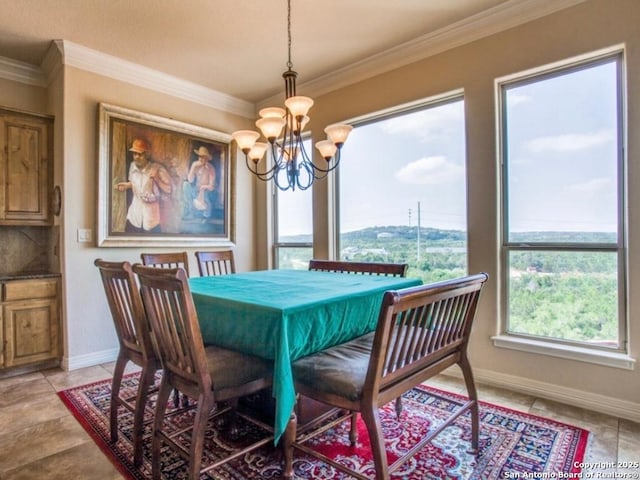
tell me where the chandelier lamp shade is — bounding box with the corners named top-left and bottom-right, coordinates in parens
top-left (231, 0), bottom-right (352, 191)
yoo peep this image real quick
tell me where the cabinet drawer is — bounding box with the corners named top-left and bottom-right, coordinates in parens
top-left (3, 279), bottom-right (58, 301)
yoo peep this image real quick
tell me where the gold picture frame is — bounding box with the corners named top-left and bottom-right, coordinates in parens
top-left (97, 103), bottom-right (235, 247)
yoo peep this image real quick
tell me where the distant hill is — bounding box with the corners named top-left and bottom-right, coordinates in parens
top-left (280, 226), bottom-right (616, 244)
top-left (280, 226), bottom-right (464, 243)
top-left (509, 231), bottom-right (616, 243)
top-left (342, 226), bottom-right (466, 242)
top-left (279, 233), bottom-right (313, 243)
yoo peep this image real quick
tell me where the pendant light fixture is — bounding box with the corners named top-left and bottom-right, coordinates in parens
top-left (231, 0), bottom-right (352, 191)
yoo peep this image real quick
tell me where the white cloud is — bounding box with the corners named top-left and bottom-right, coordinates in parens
top-left (395, 156), bottom-right (464, 185)
top-left (567, 177), bottom-right (614, 194)
top-left (526, 129), bottom-right (614, 153)
top-left (380, 102), bottom-right (463, 142)
top-left (506, 92), bottom-right (531, 106)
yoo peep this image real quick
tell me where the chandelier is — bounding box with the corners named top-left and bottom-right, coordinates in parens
top-left (231, 0), bottom-right (352, 191)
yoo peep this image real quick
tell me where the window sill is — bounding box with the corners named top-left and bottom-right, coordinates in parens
top-left (491, 335), bottom-right (636, 370)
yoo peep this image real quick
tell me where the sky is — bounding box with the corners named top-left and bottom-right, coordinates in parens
top-left (504, 59), bottom-right (618, 234)
top-left (338, 99), bottom-right (467, 233)
top-left (277, 55), bottom-right (620, 238)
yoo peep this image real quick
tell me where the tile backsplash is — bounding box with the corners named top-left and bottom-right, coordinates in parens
top-left (0, 226), bottom-right (59, 276)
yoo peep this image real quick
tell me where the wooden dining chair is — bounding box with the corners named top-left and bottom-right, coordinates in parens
top-left (308, 259), bottom-right (408, 277)
top-left (140, 251), bottom-right (190, 276)
top-left (94, 259), bottom-right (160, 468)
top-left (309, 258), bottom-right (408, 419)
top-left (195, 249), bottom-right (236, 276)
top-left (132, 264), bottom-right (274, 480)
top-left (282, 273), bottom-right (489, 480)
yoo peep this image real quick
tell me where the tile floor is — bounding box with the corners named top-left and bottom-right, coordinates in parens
top-left (0, 364), bottom-right (638, 479)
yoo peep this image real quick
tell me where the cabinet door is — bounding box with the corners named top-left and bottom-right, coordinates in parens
top-left (3, 297), bottom-right (59, 367)
top-left (0, 114), bottom-right (52, 225)
top-left (0, 308), bottom-right (3, 368)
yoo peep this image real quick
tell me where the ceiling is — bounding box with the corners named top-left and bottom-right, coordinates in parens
top-left (0, 0), bottom-right (579, 105)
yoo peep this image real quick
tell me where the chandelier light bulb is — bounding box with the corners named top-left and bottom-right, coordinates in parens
top-left (231, 130), bottom-right (260, 153)
top-left (324, 124), bottom-right (353, 146)
top-left (256, 117), bottom-right (286, 141)
top-left (248, 142), bottom-right (268, 163)
top-left (315, 139), bottom-right (338, 160)
top-left (287, 114), bottom-right (309, 133)
top-left (259, 107), bottom-right (286, 119)
top-left (284, 95), bottom-right (314, 118)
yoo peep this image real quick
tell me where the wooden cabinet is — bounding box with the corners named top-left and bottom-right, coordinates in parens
top-left (1, 278), bottom-right (60, 369)
top-left (0, 109), bottom-right (53, 225)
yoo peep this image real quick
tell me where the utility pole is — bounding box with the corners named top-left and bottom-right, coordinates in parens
top-left (417, 201), bottom-right (421, 261)
top-left (408, 208), bottom-right (412, 227)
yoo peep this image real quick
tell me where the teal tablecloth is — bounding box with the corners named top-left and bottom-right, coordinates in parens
top-left (189, 269), bottom-right (421, 443)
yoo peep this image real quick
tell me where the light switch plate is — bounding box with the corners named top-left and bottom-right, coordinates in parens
top-left (77, 228), bottom-right (92, 243)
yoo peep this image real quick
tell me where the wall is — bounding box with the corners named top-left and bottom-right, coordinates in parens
top-left (303, 0), bottom-right (639, 417)
top-left (58, 65), bottom-right (255, 369)
top-left (0, 77), bottom-right (47, 114)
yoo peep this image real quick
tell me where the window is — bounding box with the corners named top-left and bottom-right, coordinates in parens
top-left (272, 138), bottom-right (314, 269)
top-left (338, 95), bottom-right (467, 284)
top-left (499, 51), bottom-right (626, 354)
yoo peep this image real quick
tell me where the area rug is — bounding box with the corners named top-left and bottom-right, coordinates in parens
top-left (58, 373), bottom-right (589, 479)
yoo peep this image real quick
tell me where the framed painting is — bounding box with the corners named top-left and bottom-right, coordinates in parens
top-left (97, 103), bottom-right (235, 247)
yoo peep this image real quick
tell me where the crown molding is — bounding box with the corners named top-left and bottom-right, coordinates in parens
top-left (259, 0), bottom-right (588, 108)
top-left (55, 40), bottom-right (255, 118)
top-left (0, 55), bottom-right (47, 87)
top-left (41, 40), bottom-right (63, 83)
top-left (0, 39), bottom-right (254, 118)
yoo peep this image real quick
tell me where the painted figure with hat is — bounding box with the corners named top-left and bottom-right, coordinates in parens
top-left (114, 138), bottom-right (172, 233)
top-left (183, 144), bottom-right (217, 220)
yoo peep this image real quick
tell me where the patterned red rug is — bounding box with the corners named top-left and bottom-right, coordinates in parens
top-left (58, 373), bottom-right (589, 479)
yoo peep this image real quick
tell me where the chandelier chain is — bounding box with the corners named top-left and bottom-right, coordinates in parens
top-left (286, 0), bottom-right (293, 70)
top-left (230, 0), bottom-right (352, 191)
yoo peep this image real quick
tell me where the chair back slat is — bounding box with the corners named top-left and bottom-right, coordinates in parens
top-left (395, 306), bottom-right (427, 369)
top-left (431, 297), bottom-right (455, 350)
top-left (95, 259), bottom-right (154, 358)
top-left (133, 264), bottom-right (210, 390)
top-left (309, 259), bottom-right (407, 277)
top-left (370, 273), bottom-right (488, 394)
top-left (111, 278), bottom-right (137, 345)
top-left (141, 252), bottom-right (190, 277)
top-left (195, 250), bottom-right (236, 277)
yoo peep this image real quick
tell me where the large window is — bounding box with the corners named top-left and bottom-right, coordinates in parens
top-left (499, 51), bottom-right (626, 353)
top-left (272, 138), bottom-right (314, 269)
top-left (338, 95), bottom-right (467, 284)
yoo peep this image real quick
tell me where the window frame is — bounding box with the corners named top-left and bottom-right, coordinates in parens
top-left (495, 47), bottom-right (630, 363)
top-left (271, 136), bottom-right (314, 269)
top-left (332, 91), bottom-right (467, 263)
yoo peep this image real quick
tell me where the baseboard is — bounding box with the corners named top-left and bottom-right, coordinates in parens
top-left (62, 348), bottom-right (118, 371)
top-left (442, 366), bottom-right (640, 423)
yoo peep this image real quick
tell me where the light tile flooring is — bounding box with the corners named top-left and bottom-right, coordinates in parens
top-left (0, 364), bottom-right (638, 479)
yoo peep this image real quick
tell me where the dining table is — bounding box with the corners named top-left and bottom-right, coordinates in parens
top-left (188, 268), bottom-right (422, 443)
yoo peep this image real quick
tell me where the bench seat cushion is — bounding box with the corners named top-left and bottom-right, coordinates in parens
top-left (292, 332), bottom-right (374, 401)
